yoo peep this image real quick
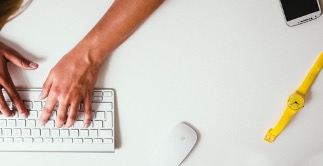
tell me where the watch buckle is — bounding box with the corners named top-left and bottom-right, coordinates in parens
top-left (264, 129), bottom-right (277, 143)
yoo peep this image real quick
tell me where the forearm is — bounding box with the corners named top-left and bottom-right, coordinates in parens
top-left (77, 0), bottom-right (165, 66)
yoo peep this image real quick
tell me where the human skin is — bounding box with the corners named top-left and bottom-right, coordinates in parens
top-left (0, 41), bottom-right (38, 118)
top-left (38, 0), bottom-right (165, 128)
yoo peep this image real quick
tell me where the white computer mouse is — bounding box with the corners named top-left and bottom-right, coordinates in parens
top-left (150, 122), bottom-right (198, 166)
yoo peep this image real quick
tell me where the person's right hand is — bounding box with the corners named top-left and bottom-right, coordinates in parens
top-left (0, 41), bottom-right (38, 117)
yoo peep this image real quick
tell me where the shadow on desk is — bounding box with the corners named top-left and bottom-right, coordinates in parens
top-left (114, 90), bottom-right (122, 149)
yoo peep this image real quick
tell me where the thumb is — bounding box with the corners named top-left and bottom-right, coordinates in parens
top-left (3, 47), bottom-right (38, 70)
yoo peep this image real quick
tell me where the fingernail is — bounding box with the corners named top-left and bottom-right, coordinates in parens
top-left (29, 62), bottom-right (39, 68)
top-left (39, 120), bottom-right (45, 126)
top-left (21, 113), bottom-right (28, 118)
top-left (39, 91), bottom-right (46, 100)
top-left (83, 123), bottom-right (89, 128)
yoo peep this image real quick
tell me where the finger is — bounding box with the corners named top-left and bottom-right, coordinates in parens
top-left (55, 103), bottom-right (69, 128)
top-left (65, 103), bottom-right (79, 128)
top-left (2, 46), bottom-right (38, 70)
top-left (2, 84), bottom-right (28, 118)
top-left (39, 75), bottom-right (53, 100)
top-left (39, 95), bottom-right (56, 125)
top-left (0, 92), bottom-right (13, 117)
top-left (83, 92), bottom-right (92, 128)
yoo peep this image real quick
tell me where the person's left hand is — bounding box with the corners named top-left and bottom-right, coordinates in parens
top-left (39, 44), bottom-right (102, 128)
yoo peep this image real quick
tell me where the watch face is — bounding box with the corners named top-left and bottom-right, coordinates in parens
top-left (287, 93), bottom-right (305, 110)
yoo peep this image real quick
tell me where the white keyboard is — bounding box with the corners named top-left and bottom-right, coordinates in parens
top-left (0, 88), bottom-right (115, 152)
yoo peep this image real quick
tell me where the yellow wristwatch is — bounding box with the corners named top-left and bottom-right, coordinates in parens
top-left (264, 52), bottom-right (323, 143)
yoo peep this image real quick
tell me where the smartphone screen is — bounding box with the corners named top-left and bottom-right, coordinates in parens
top-left (280, 0), bottom-right (320, 21)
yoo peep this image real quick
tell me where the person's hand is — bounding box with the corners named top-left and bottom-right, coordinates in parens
top-left (39, 44), bottom-right (101, 128)
top-left (0, 41), bottom-right (38, 117)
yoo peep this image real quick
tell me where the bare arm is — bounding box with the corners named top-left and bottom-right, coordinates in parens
top-left (39, 0), bottom-right (165, 127)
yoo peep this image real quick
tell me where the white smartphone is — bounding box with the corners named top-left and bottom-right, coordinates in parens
top-left (279, 0), bottom-right (321, 26)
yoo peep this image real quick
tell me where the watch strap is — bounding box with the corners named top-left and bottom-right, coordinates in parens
top-left (297, 52), bottom-right (323, 96)
top-left (264, 107), bottom-right (295, 143)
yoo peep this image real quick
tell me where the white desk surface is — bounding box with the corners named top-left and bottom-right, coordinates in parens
top-left (1, 0), bottom-right (323, 165)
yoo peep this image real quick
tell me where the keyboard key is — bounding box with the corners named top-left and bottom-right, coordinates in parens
top-left (26, 120), bottom-right (36, 128)
top-left (17, 120), bottom-right (26, 127)
top-left (4, 137), bottom-right (14, 143)
top-left (74, 138), bottom-right (83, 144)
top-left (31, 129), bottom-right (40, 137)
top-left (89, 129), bottom-right (98, 137)
top-left (73, 121), bottom-right (83, 128)
top-left (45, 120), bottom-right (55, 128)
top-left (93, 121), bottom-right (103, 128)
top-left (54, 138), bottom-right (63, 144)
top-left (99, 129), bottom-right (112, 138)
top-left (44, 138), bottom-right (53, 143)
top-left (103, 91), bottom-right (112, 97)
top-left (41, 129), bottom-right (50, 137)
top-left (24, 137), bottom-right (33, 143)
top-left (84, 138), bottom-right (92, 144)
top-left (61, 129), bottom-right (69, 137)
top-left (7, 120), bottom-right (16, 127)
top-left (105, 112), bottom-right (113, 128)
top-left (80, 130), bottom-right (89, 137)
top-left (34, 138), bottom-right (43, 143)
top-left (15, 137), bottom-right (23, 143)
top-left (51, 129), bottom-right (60, 137)
top-left (64, 138), bottom-right (73, 143)
top-left (22, 129), bottom-right (31, 136)
top-left (92, 103), bottom-right (112, 111)
top-left (103, 138), bottom-right (113, 144)
top-left (94, 138), bottom-right (103, 144)
top-left (70, 130), bottom-right (79, 137)
top-left (24, 101), bottom-right (32, 110)
top-left (29, 111), bottom-right (38, 119)
top-left (96, 112), bottom-right (105, 120)
top-left (93, 91), bottom-right (102, 96)
top-left (93, 96), bottom-right (102, 101)
top-left (3, 129), bottom-right (12, 136)
top-left (0, 120), bottom-right (7, 127)
top-left (33, 101), bottom-right (42, 110)
top-left (12, 129), bottom-right (21, 137)
top-left (49, 111), bottom-right (57, 120)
